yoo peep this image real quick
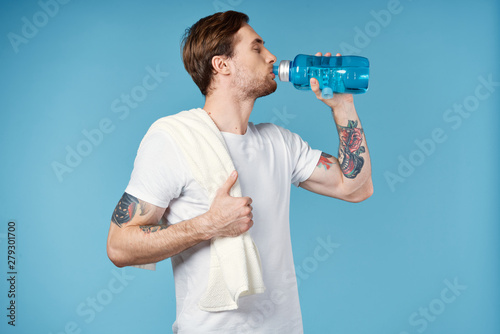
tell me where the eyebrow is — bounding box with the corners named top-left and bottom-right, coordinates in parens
top-left (251, 38), bottom-right (265, 46)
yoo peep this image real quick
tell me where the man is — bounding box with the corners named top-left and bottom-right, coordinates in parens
top-left (107, 10), bottom-right (372, 334)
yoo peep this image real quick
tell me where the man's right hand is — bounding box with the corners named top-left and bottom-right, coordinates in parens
top-left (203, 170), bottom-right (254, 239)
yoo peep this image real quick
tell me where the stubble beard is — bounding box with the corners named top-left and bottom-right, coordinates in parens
top-left (232, 67), bottom-right (277, 100)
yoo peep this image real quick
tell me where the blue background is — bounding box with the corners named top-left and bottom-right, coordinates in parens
top-left (1, 0), bottom-right (499, 333)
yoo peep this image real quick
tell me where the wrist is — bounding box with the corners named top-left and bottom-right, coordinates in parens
top-left (197, 211), bottom-right (216, 241)
top-left (325, 93), bottom-right (353, 110)
top-left (331, 98), bottom-right (355, 120)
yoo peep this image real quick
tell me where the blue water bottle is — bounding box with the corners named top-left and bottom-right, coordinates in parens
top-left (273, 54), bottom-right (369, 99)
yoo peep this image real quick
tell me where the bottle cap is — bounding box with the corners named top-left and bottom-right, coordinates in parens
top-left (277, 60), bottom-right (291, 82)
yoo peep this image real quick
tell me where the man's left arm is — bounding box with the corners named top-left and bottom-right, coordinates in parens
top-left (299, 52), bottom-right (373, 203)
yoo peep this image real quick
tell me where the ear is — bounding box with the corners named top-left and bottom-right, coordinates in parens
top-left (211, 55), bottom-right (231, 75)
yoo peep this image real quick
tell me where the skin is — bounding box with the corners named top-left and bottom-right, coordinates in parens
top-left (106, 23), bottom-right (372, 267)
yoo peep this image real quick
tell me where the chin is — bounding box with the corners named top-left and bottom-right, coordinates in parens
top-left (257, 81), bottom-right (277, 98)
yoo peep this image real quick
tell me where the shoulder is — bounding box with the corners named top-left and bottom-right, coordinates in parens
top-left (138, 118), bottom-right (175, 150)
top-left (137, 111), bottom-right (200, 158)
top-left (252, 122), bottom-right (304, 144)
top-left (129, 115), bottom-right (192, 194)
top-left (252, 122), bottom-right (289, 138)
top-left (147, 108), bottom-right (204, 130)
top-left (140, 108), bottom-right (201, 142)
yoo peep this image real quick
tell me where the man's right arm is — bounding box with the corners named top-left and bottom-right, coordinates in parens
top-left (107, 170), bottom-right (253, 267)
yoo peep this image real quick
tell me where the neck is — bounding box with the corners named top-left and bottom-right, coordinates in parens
top-left (203, 90), bottom-right (255, 135)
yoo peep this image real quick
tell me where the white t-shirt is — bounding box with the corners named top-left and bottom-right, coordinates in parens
top-left (125, 115), bottom-right (322, 334)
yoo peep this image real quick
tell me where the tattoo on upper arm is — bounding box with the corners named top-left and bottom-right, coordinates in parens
top-left (317, 152), bottom-right (335, 170)
top-left (337, 120), bottom-right (365, 179)
top-left (111, 193), bottom-right (151, 227)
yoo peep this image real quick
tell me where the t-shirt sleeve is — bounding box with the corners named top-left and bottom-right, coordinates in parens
top-left (124, 128), bottom-right (187, 208)
top-left (274, 125), bottom-right (322, 187)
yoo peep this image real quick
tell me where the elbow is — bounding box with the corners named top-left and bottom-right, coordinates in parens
top-left (362, 181), bottom-right (374, 201)
top-left (345, 181), bottom-right (374, 203)
top-left (107, 241), bottom-right (127, 268)
top-left (354, 187), bottom-right (374, 203)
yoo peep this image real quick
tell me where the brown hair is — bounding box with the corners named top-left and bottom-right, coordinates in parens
top-left (181, 11), bottom-right (249, 96)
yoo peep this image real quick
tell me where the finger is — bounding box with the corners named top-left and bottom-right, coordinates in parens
top-left (336, 53), bottom-right (341, 56)
top-left (243, 218), bottom-right (253, 228)
top-left (315, 52), bottom-right (322, 57)
top-left (244, 197), bottom-right (253, 206)
top-left (310, 77), bottom-right (323, 100)
top-left (221, 170), bottom-right (238, 194)
top-left (325, 52), bottom-right (332, 57)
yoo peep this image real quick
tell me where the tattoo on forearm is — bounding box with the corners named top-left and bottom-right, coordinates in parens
top-left (111, 193), bottom-right (151, 227)
top-left (317, 152), bottom-right (335, 170)
top-left (337, 120), bottom-right (365, 179)
top-left (140, 224), bottom-right (168, 234)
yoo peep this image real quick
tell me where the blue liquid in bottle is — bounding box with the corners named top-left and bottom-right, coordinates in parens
top-left (273, 55), bottom-right (369, 99)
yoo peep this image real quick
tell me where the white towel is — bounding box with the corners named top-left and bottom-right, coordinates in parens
top-left (136, 108), bottom-right (265, 312)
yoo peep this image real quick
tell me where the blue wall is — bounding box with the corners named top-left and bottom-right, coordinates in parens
top-left (0, 0), bottom-right (498, 333)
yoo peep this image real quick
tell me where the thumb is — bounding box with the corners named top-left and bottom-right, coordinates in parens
top-left (221, 170), bottom-right (238, 194)
top-left (310, 77), bottom-right (322, 99)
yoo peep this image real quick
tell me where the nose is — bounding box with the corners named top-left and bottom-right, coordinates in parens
top-left (268, 51), bottom-right (277, 64)
top-left (264, 46), bottom-right (276, 64)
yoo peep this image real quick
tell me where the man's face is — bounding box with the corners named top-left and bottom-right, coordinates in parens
top-left (229, 24), bottom-right (277, 99)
